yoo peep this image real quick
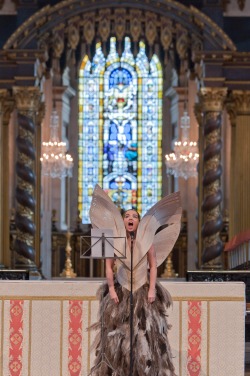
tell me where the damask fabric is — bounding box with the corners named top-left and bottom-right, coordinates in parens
top-left (88, 280), bottom-right (177, 376)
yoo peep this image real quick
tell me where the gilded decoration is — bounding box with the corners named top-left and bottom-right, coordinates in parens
top-left (203, 204), bottom-right (221, 222)
top-left (0, 90), bottom-right (14, 125)
top-left (37, 35), bottom-right (50, 62)
top-left (35, 58), bottom-right (47, 85)
top-left (199, 88), bottom-right (227, 112)
top-left (200, 93), bottom-right (223, 266)
top-left (130, 9), bottom-right (142, 42)
top-left (83, 13), bottom-right (95, 45)
top-left (176, 25), bottom-right (189, 60)
top-left (13, 87), bottom-right (41, 113)
top-left (114, 9), bottom-right (126, 42)
top-left (204, 181), bottom-right (220, 196)
top-left (203, 157), bottom-right (220, 174)
top-left (16, 203), bottom-right (34, 218)
top-left (204, 207), bottom-right (221, 222)
top-left (191, 34), bottom-right (203, 62)
top-left (145, 11), bottom-right (157, 46)
top-left (190, 5), bottom-right (235, 51)
top-left (98, 9), bottom-right (111, 42)
top-left (67, 22), bottom-right (80, 50)
top-left (16, 229), bottom-right (34, 246)
top-left (160, 18), bottom-right (172, 52)
top-left (19, 127), bottom-right (34, 144)
top-left (15, 113), bottom-right (36, 268)
top-left (227, 90), bottom-right (250, 115)
top-left (0, 89), bottom-right (9, 106)
top-left (225, 101), bottom-right (236, 127)
top-left (19, 152), bottom-right (34, 167)
top-left (35, 15), bottom-right (47, 29)
top-left (204, 233), bottom-right (220, 248)
top-left (3, 0), bottom-right (236, 53)
top-left (204, 128), bottom-right (220, 146)
top-left (17, 178), bottom-right (34, 194)
top-left (204, 111), bottom-right (220, 123)
top-left (52, 31), bottom-right (64, 59)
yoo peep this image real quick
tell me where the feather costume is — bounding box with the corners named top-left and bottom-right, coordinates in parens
top-left (88, 184), bottom-right (182, 376)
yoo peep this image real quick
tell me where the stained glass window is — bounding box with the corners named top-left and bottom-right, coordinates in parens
top-left (78, 37), bottom-right (163, 223)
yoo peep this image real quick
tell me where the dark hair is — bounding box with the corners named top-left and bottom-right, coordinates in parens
top-left (121, 208), bottom-right (141, 221)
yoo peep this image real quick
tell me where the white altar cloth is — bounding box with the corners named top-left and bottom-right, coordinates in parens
top-left (0, 280), bottom-right (245, 376)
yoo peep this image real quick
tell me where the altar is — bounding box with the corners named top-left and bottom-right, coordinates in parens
top-left (0, 280), bottom-right (245, 376)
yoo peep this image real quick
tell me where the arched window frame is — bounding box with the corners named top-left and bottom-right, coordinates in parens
top-left (78, 37), bottom-right (163, 223)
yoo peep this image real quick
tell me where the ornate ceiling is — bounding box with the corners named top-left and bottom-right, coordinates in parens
top-left (0, 0), bottom-right (248, 14)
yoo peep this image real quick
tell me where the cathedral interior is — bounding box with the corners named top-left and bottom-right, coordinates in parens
top-left (1, 0), bottom-right (250, 374)
top-left (0, 0), bottom-right (250, 280)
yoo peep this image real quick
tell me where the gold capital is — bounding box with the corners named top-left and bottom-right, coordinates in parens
top-left (0, 89), bottom-right (14, 125)
top-left (227, 90), bottom-right (250, 116)
top-left (13, 87), bottom-right (41, 115)
top-left (198, 87), bottom-right (228, 112)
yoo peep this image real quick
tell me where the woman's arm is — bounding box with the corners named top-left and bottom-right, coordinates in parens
top-left (147, 245), bottom-right (157, 303)
top-left (106, 258), bottom-right (119, 304)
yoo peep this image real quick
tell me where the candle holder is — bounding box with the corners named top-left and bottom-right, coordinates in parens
top-left (60, 231), bottom-right (77, 278)
top-left (161, 252), bottom-right (177, 278)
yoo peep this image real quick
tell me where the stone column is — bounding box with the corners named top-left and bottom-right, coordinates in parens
top-left (12, 86), bottom-right (42, 272)
top-left (0, 90), bottom-right (14, 267)
top-left (194, 101), bottom-right (203, 269)
top-left (34, 102), bottom-right (45, 269)
top-left (197, 88), bottom-right (227, 269)
top-left (226, 90), bottom-right (250, 237)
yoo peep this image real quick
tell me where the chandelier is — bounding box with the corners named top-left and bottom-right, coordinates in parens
top-left (40, 109), bottom-right (73, 178)
top-left (165, 110), bottom-right (199, 180)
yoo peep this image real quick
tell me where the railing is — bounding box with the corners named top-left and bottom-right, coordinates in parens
top-left (224, 229), bottom-right (250, 270)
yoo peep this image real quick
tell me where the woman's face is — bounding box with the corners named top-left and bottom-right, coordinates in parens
top-left (123, 210), bottom-right (140, 233)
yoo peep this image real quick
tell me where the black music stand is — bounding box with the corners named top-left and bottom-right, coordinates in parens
top-left (80, 229), bottom-right (126, 374)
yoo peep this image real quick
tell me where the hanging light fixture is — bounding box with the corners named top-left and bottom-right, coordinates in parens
top-left (165, 78), bottom-right (199, 180)
top-left (40, 108), bottom-right (73, 178)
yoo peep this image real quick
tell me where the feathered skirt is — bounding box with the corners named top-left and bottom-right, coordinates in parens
top-left (88, 280), bottom-right (177, 376)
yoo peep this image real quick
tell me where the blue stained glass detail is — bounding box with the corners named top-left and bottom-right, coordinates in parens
top-left (109, 68), bottom-right (132, 88)
top-left (78, 37), bottom-right (162, 223)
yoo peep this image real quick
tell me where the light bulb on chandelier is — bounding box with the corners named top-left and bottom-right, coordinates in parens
top-left (40, 109), bottom-right (74, 179)
top-left (165, 110), bottom-right (199, 180)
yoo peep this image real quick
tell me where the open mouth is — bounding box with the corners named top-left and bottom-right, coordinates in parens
top-left (128, 221), bottom-right (134, 230)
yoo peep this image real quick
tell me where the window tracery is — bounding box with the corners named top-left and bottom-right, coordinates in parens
top-left (78, 37), bottom-right (162, 223)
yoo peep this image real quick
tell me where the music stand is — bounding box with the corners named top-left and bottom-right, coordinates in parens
top-left (80, 229), bottom-right (126, 374)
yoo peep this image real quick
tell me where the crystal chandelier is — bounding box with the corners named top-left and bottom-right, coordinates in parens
top-left (165, 110), bottom-right (199, 180)
top-left (40, 109), bottom-right (73, 178)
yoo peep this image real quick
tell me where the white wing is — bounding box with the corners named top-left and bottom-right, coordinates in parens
top-left (89, 185), bottom-right (182, 291)
top-left (89, 184), bottom-right (127, 260)
top-left (133, 191), bottom-right (182, 268)
top-left (152, 207), bottom-right (182, 267)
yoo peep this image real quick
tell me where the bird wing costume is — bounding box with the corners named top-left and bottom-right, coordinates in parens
top-left (90, 184), bottom-right (182, 291)
top-left (88, 184), bottom-right (181, 376)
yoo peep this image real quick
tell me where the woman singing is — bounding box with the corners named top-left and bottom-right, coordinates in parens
top-left (88, 185), bottom-right (181, 376)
